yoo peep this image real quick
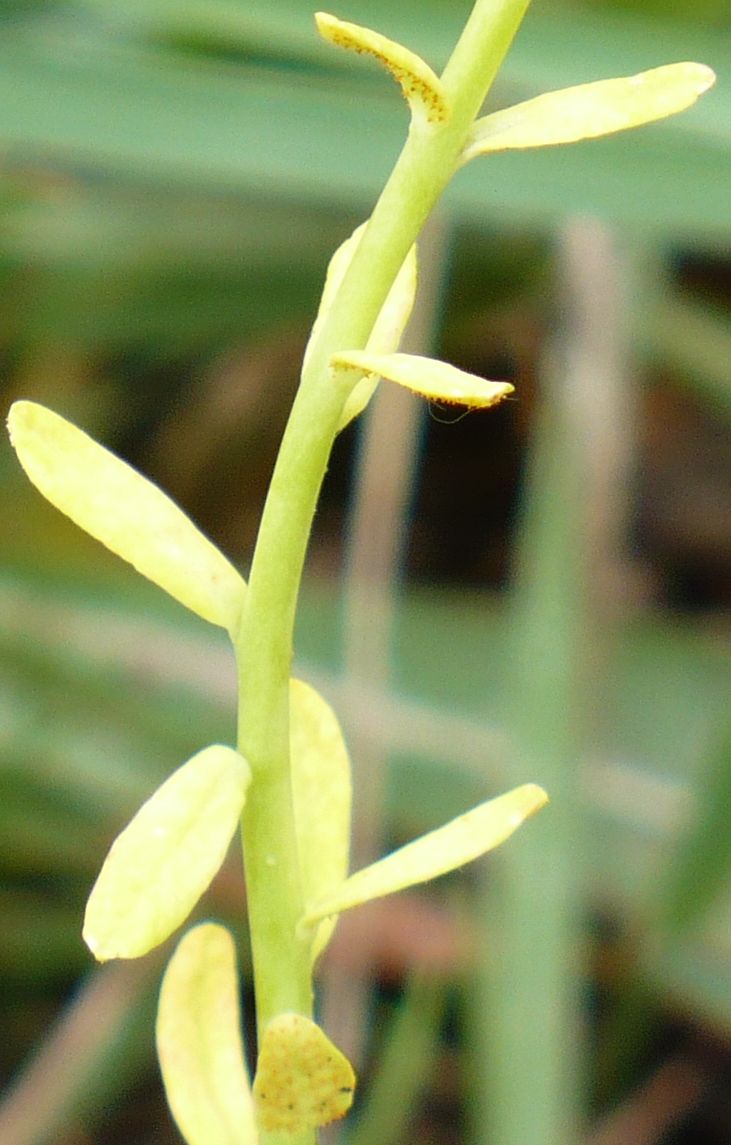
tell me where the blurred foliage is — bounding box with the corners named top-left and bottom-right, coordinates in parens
top-left (0, 0), bottom-right (730, 1143)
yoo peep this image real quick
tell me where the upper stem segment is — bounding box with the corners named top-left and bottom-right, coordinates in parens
top-left (235, 0), bottom-right (533, 1066)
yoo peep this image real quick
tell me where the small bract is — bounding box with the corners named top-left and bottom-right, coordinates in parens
top-left (7, 401), bottom-right (246, 633)
top-left (253, 1012), bottom-right (355, 1132)
top-left (157, 924), bottom-right (257, 1145)
top-left (84, 745), bottom-right (251, 960)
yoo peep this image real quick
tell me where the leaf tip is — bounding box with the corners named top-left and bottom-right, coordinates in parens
top-left (684, 61), bottom-right (716, 95)
top-left (7, 399), bottom-right (35, 452)
top-left (519, 783), bottom-right (550, 819)
top-left (315, 11), bottom-right (448, 125)
top-left (331, 351), bottom-right (514, 410)
top-left (314, 10), bottom-right (336, 34)
top-left (82, 926), bottom-right (108, 962)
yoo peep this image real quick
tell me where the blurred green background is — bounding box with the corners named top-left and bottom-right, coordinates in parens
top-left (1, 1), bottom-right (730, 1143)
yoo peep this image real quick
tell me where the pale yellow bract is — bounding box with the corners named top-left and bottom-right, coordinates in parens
top-left (84, 745), bottom-right (251, 961)
top-left (290, 679), bottom-right (352, 962)
top-left (157, 924), bottom-right (257, 1145)
top-left (7, 401), bottom-right (246, 633)
top-left (316, 11), bottom-right (449, 126)
top-left (303, 222), bottom-right (418, 431)
top-left (253, 1013), bottom-right (355, 1133)
top-left (462, 61), bottom-right (716, 161)
top-left (304, 783), bottom-right (548, 924)
top-left (330, 350), bottom-right (514, 409)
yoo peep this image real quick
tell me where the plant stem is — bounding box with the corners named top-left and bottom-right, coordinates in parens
top-left (233, 0), bottom-right (534, 1118)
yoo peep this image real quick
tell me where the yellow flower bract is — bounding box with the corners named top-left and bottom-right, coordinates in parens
top-left (253, 1012), bottom-right (355, 1133)
top-left (316, 11), bottom-right (449, 125)
top-left (157, 924), bottom-right (257, 1145)
top-left (330, 350), bottom-right (514, 410)
top-left (462, 61), bottom-right (716, 160)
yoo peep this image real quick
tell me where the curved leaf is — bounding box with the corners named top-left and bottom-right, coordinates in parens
top-left (7, 401), bottom-right (246, 633)
top-left (330, 351), bottom-right (513, 409)
top-left (462, 62), bottom-right (716, 161)
top-left (303, 783), bottom-right (548, 923)
top-left (316, 12), bottom-right (448, 127)
top-left (84, 745), bottom-right (251, 960)
top-left (290, 678), bottom-right (351, 960)
top-left (157, 923), bottom-right (257, 1145)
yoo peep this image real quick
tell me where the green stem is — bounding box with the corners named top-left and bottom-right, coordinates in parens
top-left (234, 0), bottom-right (533, 1137)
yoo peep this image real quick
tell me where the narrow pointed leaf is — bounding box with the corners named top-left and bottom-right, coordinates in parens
top-left (316, 12), bottom-right (448, 127)
top-left (157, 924), bottom-right (257, 1145)
top-left (7, 401), bottom-right (246, 632)
top-left (290, 678), bottom-right (351, 960)
top-left (84, 745), bottom-right (251, 960)
top-left (462, 62), bottom-right (716, 161)
top-left (303, 784), bottom-right (548, 923)
top-left (253, 1012), bottom-right (355, 1132)
top-left (330, 351), bottom-right (514, 409)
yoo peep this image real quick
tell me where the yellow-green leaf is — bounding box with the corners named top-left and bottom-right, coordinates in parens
top-left (330, 351), bottom-right (514, 409)
top-left (365, 244), bottom-right (418, 355)
top-left (290, 678), bottom-right (351, 961)
top-left (461, 62), bottom-right (716, 161)
top-left (7, 401), bottom-right (246, 633)
top-left (303, 224), bottom-right (417, 430)
top-left (316, 12), bottom-right (448, 127)
top-left (307, 223), bottom-right (364, 353)
top-left (303, 784), bottom-right (548, 924)
top-left (339, 242), bottom-right (418, 432)
top-left (253, 1012), bottom-right (355, 1132)
top-left (157, 923), bottom-right (257, 1145)
top-left (84, 746), bottom-right (251, 961)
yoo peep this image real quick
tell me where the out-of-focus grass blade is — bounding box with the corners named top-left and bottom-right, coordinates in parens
top-left (659, 718), bottom-right (731, 935)
top-left (0, 10), bottom-right (728, 240)
top-left (472, 257), bottom-right (591, 1145)
top-left (0, 962), bottom-right (160, 1145)
top-left (346, 972), bottom-right (446, 1145)
top-left (639, 292), bottom-right (731, 416)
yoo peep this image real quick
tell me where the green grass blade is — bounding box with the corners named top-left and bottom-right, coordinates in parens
top-left (659, 718), bottom-right (731, 935)
top-left (345, 973), bottom-right (446, 1145)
